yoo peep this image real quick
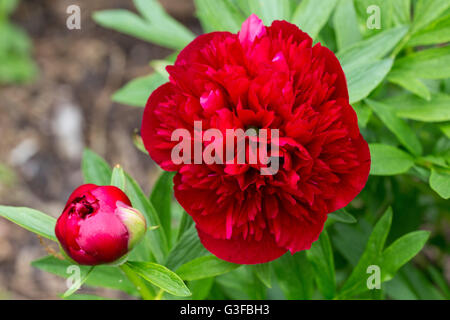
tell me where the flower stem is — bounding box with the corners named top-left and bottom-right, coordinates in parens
top-left (154, 289), bottom-right (164, 300)
top-left (119, 263), bottom-right (154, 300)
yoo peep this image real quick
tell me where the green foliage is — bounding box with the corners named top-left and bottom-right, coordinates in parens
top-left (1, 0), bottom-right (448, 301)
top-left (124, 261), bottom-right (191, 297)
top-left (0, 206), bottom-right (56, 241)
top-left (176, 255), bottom-right (240, 281)
top-left (0, 0), bottom-right (37, 84)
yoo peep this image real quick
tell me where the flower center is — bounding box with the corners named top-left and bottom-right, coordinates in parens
top-left (71, 195), bottom-right (99, 218)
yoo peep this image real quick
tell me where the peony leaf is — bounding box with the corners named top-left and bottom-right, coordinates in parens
top-left (408, 13), bottom-right (450, 46)
top-left (194, 0), bottom-right (244, 33)
top-left (337, 25), bottom-right (408, 68)
top-left (253, 262), bottom-right (272, 288)
top-left (176, 255), bottom-right (240, 281)
top-left (381, 231), bottom-right (430, 282)
top-left (369, 143), bottom-right (414, 176)
top-left (81, 149), bottom-right (112, 186)
top-left (150, 171), bottom-right (174, 247)
top-left (306, 230), bottom-right (336, 299)
top-left (32, 256), bottom-right (139, 296)
top-left (62, 266), bottom-right (95, 299)
top-left (339, 207), bottom-right (392, 298)
top-left (0, 206), bottom-right (57, 241)
top-left (291, 0), bottom-right (338, 39)
top-left (366, 99), bottom-right (423, 156)
top-left (188, 277), bottom-right (215, 300)
top-left (411, 0), bottom-right (450, 34)
top-left (382, 93), bottom-right (450, 122)
top-left (391, 46), bottom-right (450, 80)
top-left (123, 172), bottom-right (169, 263)
top-left (429, 169), bottom-right (450, 199)
top-left (333, 0), bottom-right (361, 51)
top-left (133, 0), bottom-right (195, 44)
top-left (112, 73), bottom-right (167, 108)
top-left (110, 165), bottom-right (126, 190)
top-left (125, 261), bottom-right (191, 297)
top-left (328, 208), bottom-right (357, 224)
top-left (165, 224), bottom-right (209, 270)
top-left (387, 71), bottom-right (431, 100)
top-left (346, 59), bottom-right (393, 104)
top-left (92, 9), bottom-right (193, 49)
top-left (247, 0), bottom-right (291, 25)
top-left (273, 252), bottom-right (314, 299)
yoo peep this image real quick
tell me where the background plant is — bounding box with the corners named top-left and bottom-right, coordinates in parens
top-left (0, 0), bottom-right (449, 300)
top-left (0, 0), bottom-right (36, 84)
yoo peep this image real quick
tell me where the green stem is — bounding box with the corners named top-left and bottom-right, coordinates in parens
top-left (119, 263), bottom-right (154, 300)
top-left (390, 32), bottom-right (412, 59)
top-left (154, 289), bottom-right (164, 300)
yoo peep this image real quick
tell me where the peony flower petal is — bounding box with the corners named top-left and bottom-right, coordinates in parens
top-left (197, 226), bottom-right (286, 264)
top-left (238, 14), bottom-right (266, 45)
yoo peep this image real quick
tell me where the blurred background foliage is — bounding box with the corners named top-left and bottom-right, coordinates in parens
top-left (0, 0), bottom-right (449, 300)
top-left (0, 0), bottom-right (36, 84)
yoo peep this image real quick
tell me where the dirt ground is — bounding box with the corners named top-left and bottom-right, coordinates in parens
top-left (0, 0), bottom-right (200, 299)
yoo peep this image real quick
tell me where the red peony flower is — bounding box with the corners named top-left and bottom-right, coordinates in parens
top-left (141, 14), bottom-right (370, 264)
top-left (55, 184), bottom-right (147, 265)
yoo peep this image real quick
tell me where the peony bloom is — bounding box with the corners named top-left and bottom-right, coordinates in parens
top-left (141, 14), bottom-right (370, 264)
top-left (55, 184), bottom-right (147, 265)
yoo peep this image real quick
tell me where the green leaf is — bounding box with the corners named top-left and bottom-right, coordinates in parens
top-left (112, 73), bottom-right (167, 107)
top-left (411, 0), bottom-right (450, 34)
top-left (0, 206), bottom-right (56, 241)
top-left (165, 224), bottom-right (209, 270)
top-left (328, 208), bottom-right (357, 224)
top-left (92, 9), bottom-right (192, 49)
top-left (306, 230), bottom-right (336, 299)
top-left (110, 165), bottom-right (126, 189)
top-left (253, 262), bottom-right (272, 288)
top-left (392, 0), bottom-right (411, 26)
top-left (32, 256), bottom-right (138, 295)
top-left (427, 265), bottom-right (450, 299)
top-left (401, 263), bottom-right (445, 300)
top-left (246, 0), bottom-right (291, 25)
top-left (150, 171), bottom-right (174, 247)
top-left (81, 149), bottom-right (112, 185)
top-left (383, 93), bottom-right (450, 122)
top-left (429, 169), bottom-right (450, 199)
top-left (387, 71), bottom-right (431, 100)
top-left (123, 172), bottom-right (169, 263)
top-left (273, 252), bottom-right (314, 299)
top-left (346, 59), bottom-right (393, 104)
top-left (189, 277), bottom-right (215, 300)
top-left (291, 0), bottom-right (338, 39)
top-left (333, 222), bottom-right (371, 266)
top-left (352, 102), bottom-right (372, 128)
top-left (381, 231), bottom-right (430, 281)
top-left (339, 207), bottom-right (392, 298)
top-left (133, 0), bottom-right (195, 45)
top-left (62, 266), bottom-right (95, 299)
top-left (365, 99), bottom-right (422, 156)
top-left (408, 13), bottom-right (450, 46)
top-left (125, 261), bottom-right (191, 297)
top-left (337, 25), bottom-right (409, 68)
top-left (176, 255), bottom-right (240, 281)
top-left (333, 0), bottom-right (361, 51)
top-left (194, 0), bottom-right (244, 33)
top-left (392, 46), bottom-right (450, 80)
top-left (369, 143), bottom-right (415, 175)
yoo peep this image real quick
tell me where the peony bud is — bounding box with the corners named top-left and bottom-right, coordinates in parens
top-left (55, 184), bottom-right (147, 265)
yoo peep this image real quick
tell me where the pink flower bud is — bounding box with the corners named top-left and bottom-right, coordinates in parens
top-left (55, 184), bottom-right (146, 265)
